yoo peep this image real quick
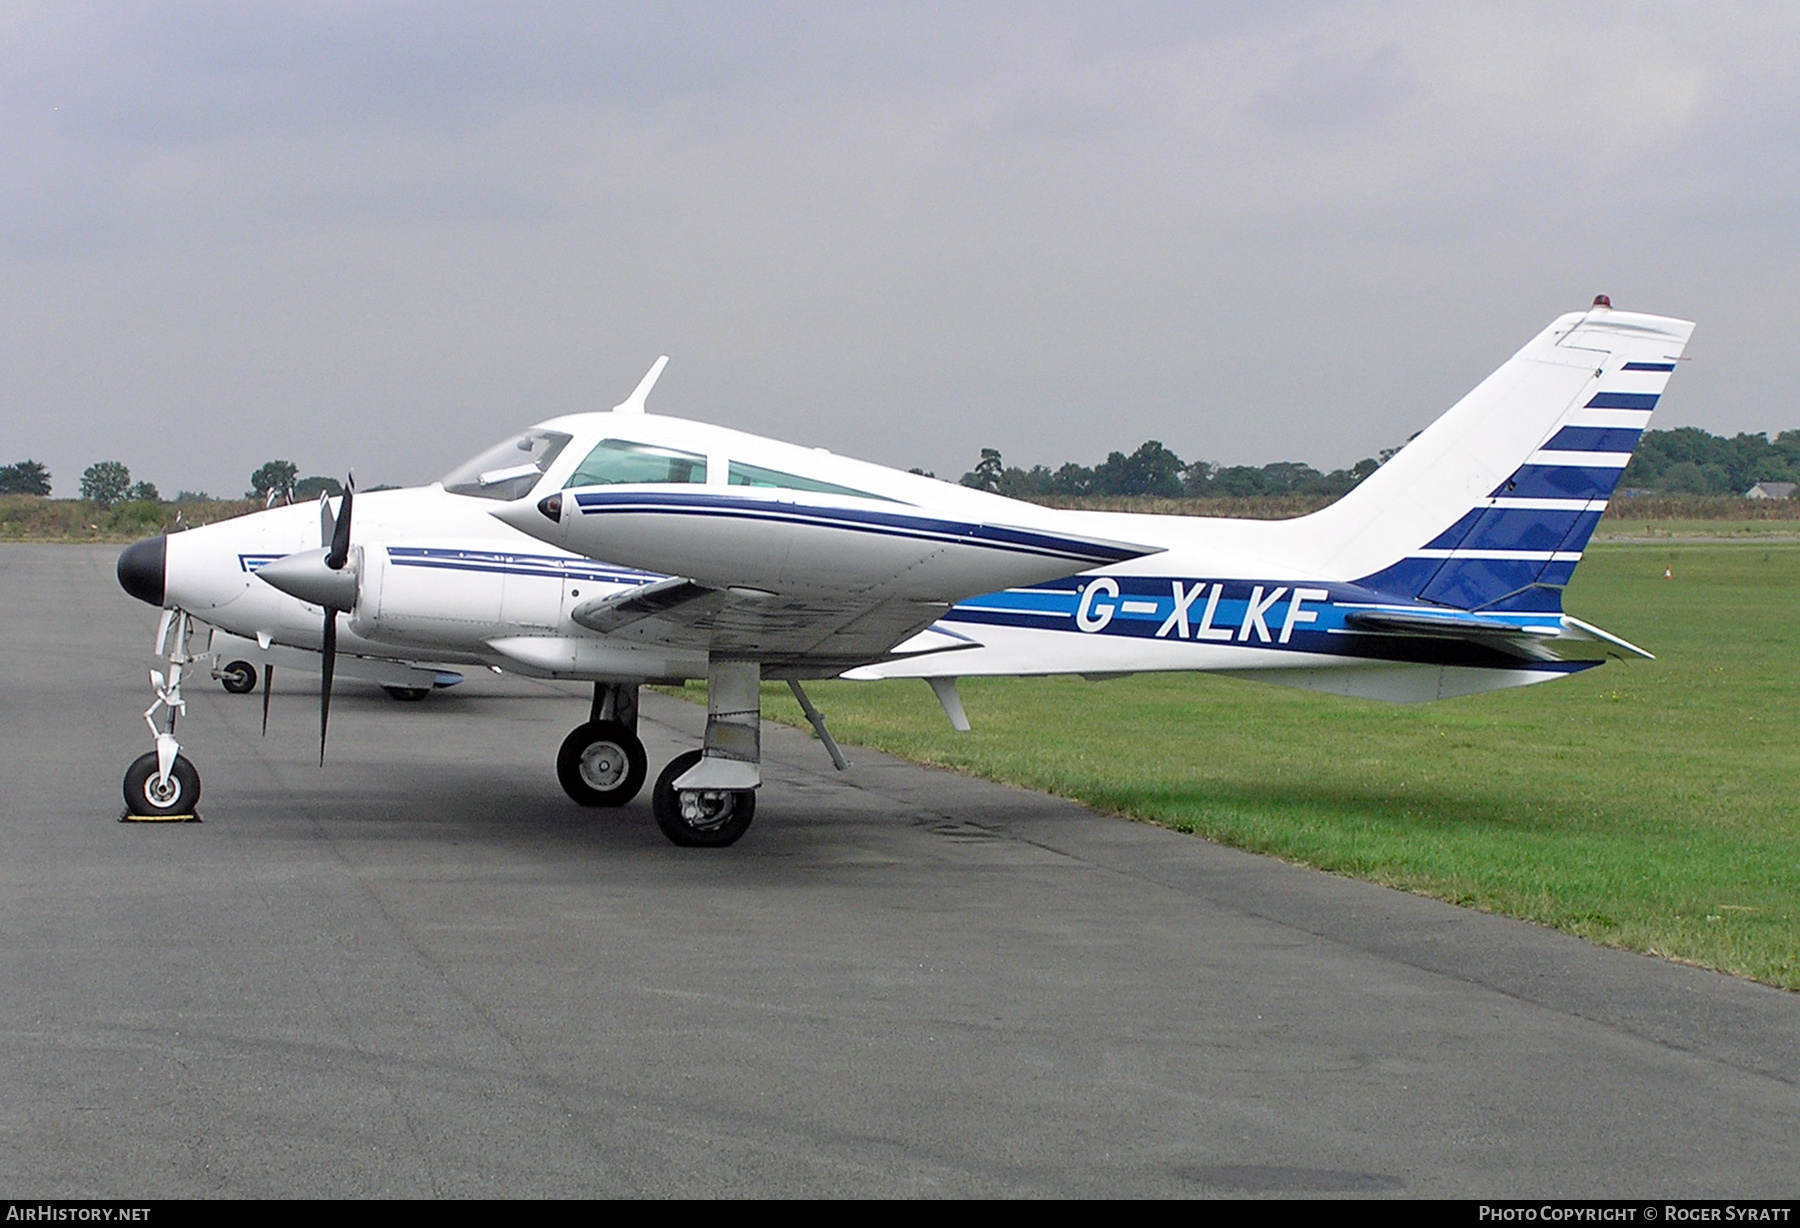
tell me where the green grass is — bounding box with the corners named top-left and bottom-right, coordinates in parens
top-left (743, 543), bottom-right (1800, 989)
top-left (0, 495), bottom-right (258, 541)
top-left (1591, 519), bottom-right (1800, 540)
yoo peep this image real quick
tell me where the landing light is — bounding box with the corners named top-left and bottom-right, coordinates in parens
top-left (537, 492), bottom-right (563, 523)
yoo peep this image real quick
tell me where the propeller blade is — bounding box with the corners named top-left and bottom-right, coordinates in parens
top-left (319, 491), bottom-right (335, 549)
top-left (326, 475), bottom-right (354, 570)
top-left (320, 609), bottom-right (336, 766)
top-left (261, 663), bottom-right (274, 736)
top-left (319, 474), bottom-right (353, 763)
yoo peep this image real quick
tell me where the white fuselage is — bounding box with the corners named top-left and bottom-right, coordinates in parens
top-left (154, 304), bottom-right (1695, 704)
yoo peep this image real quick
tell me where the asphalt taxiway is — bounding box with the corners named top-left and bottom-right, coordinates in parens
top-left (3, 544), bottom-right (1796, 1197)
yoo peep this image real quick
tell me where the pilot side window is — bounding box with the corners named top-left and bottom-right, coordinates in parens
top-left (726, 461), bottom-right (894, 501)
top-left (440, 429), bottom-right (573, 501)
top-left (564, 440), bottom-right (708, 487)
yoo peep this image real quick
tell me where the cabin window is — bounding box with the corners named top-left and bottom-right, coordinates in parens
top-left (564, 440), bottom-right (708, 487)
top-left (440, 429), bottom-right (573, 501)
top-left (726, 461), bottom-right (893, 501)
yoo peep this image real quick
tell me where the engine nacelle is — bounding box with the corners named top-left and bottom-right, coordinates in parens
top-left (349, 545), bottom-right (565, 646)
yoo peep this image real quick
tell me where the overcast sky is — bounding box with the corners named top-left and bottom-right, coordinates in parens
top-left (4, 2), bottom-right (1797, 496)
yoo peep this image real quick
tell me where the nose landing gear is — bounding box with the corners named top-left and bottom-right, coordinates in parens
top-left (123, 609), bottom-right (203, 820)
top-left (123, 750), bottom-right (201, 817)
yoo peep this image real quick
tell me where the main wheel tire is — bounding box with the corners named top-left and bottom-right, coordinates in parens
top-left (382, 685), bottom-right (431, 702)
top-left (651, 750), bottom-right (755, 847)
top-left (220, 660), bottom-right (257, 694)
top-left (556, 720), bottom-right (647, 807)
top-left (123, 751), bottom-right (201, 817)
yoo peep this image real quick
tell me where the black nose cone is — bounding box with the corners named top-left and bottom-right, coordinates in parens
top-left (117, 535), bottom-right (167, 607)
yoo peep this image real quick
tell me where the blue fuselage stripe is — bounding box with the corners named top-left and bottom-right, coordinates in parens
top-left (570, 491), bottom-right (1144, 565)
top-left (386, 547), bottom-right (659, 586)
top-left (946, 576), bottom-right (1575, 671)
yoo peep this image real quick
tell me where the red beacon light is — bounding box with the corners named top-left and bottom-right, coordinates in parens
top-left (1592, 294), bottom-right (1612, 309)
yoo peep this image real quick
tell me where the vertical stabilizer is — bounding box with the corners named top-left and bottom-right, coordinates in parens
top-left (1310, 302), bottom-right (1693, 611)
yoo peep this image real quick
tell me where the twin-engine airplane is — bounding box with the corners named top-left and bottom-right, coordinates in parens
top-left (116, 299), bottom-right (1691, 845)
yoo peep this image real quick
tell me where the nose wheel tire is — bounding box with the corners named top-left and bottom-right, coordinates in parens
top-left (651, 750), bottom-right (755, 847)
top-left (556, 720), bottom-right (647, 807)
top-left (123, 751), bottom-right (201, 817)
top-left (219, 660), bottom-right (257, 694)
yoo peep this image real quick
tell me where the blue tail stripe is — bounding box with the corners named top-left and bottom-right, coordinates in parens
top-left (1485, 585), bottom-right (1566, 613)
top-left (1423, 508), bottom-right (1484, 551)
top-left (1356, 506), bottom-right (1600, 610)
top-left (1536, 559), bottom-right (1579, 588)
top-left (1494, 464), bottom-right (1627, 500)
top-left (1461, 508), bottom-right (1598, 553)
top-left (1420, 557), bottom-right (1543, 609)
top-left (1622, 362), bottom-right (1676, 372)
top-left (1585, 392), bottom-right (1659, 410)
top-left (1545, 425), bottom-right (1643, 453)
top-left (1354, 557), bottom-right (1442, 598)
top-left (1555, 512), bottom-right (1608, 557)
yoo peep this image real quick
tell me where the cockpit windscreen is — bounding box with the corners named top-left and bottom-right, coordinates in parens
top-left (440, 429), bottom-right (573, 501)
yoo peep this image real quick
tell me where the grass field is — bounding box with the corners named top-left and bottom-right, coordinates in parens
top-left (747, 542), bottom-right (1800, 989)
top-left (0, 494), bottom-right (258, 541)
top-left (1591, 519), bottom-right (1800, 541)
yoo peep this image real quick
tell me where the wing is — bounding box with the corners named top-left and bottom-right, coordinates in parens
top-left (496, 480), bottom-right (1164, 673)
top-left (569, 576), bottom-right (978, 673)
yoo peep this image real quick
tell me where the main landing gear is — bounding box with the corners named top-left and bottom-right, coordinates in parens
top-left (646, 660), bottom-right (764, 848)
top-left (610, 666), bottom-right (849, 848)
top-left (559, 665), bottom-right (848, 849)
top-left (216, 658), bottom-right (435, 704)
top-left (651, 750), bottom-right (755, 847)
top-left (123, 609), bottom-right (202, 819)
top-left (218, 659), bottom-right (257, 694)
top-left (557, 682), bottom-right (648, 808)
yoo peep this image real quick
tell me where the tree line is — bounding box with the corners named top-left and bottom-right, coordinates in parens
top-left (956, 427), bottom-right (1800, 499)
top-left (957, 441), bottom-right (1391, 499)
top-left (1619, 428), bottom-right (1800, 495)
top-left (0, 458), bottom-right (343, 507)
top-left (7, 426), bottom-right (1796, 507)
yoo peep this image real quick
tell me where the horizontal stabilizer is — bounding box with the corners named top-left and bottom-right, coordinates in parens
top-left (1344, 608), bottom-right (1651, 662)
top-left (1558, 615), bottom-right (1654, 660)
top-left (1345, 609), bottom-right (1557, 640)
